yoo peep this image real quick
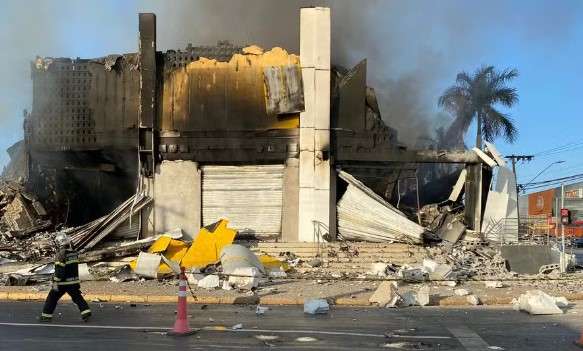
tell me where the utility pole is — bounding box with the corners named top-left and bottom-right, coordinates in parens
top-left (505, 155), bottom-right (534, 229)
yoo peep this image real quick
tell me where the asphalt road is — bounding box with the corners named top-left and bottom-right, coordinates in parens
top-left (0, 301), bottom-right (582, 350)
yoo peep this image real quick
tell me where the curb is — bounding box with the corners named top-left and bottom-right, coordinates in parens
top-left (2, 291), bottom-right (582, 307)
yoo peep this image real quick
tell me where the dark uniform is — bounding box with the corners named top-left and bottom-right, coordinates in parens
top-left (41, 248), bottom-right (91, 321)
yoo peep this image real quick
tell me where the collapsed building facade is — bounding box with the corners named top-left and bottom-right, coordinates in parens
top-left (13, 8), bottom-right (496, 244)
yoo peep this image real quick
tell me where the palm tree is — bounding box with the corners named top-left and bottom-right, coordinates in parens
top-left (438, 66), bottom-right (519, 148)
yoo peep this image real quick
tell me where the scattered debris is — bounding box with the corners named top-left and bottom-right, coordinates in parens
top-left (417, 286), bottom-right (431, 306)
top-left (466, 295), bottom-right (480, 306)
top-left (220, 244), bottom-right (265, 275)
top-left (369, 262), bottom-right (391, 277)
top-left (256, 305), bottom-right (269, 315)
top-left (369, 281), bottom-right (400, 308)
top-left (513, 290), bottom-right (568, 315)
top-left (304, 299), bottom-right (330, 315)
top-left (197, 275), bottom-right (220, 290)
top-left (454, 289), bottom-right (470, 296)
top-left (484, 281), bottom-right (504, 288)
top-left (398, 267), bottom-right (428, 282)
top-left (255, 335), bottom-right (279, 341)
top-left (295, 337), bottom-right (318, 343)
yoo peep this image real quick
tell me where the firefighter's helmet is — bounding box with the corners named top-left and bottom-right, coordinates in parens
top-left (54, 232), bottom-right (71, 248)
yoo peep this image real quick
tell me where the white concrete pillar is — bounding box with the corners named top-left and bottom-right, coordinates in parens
top-left (298, 7), bottom-right (334, 242)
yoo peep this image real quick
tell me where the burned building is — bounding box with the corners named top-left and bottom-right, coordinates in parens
top-left (20, 8), bottom-right (482, 243)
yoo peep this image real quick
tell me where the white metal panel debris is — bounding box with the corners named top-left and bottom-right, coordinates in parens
top-left (337, 170), bottom-right (425, 244)
top-left (482, 165), bottom-right (519, 242)
top-left (448, 169), bottom-right (467, 202)
top-left (202, 165), bottom-right (284, 238)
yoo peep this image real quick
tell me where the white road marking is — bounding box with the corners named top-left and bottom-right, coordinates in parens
top-left (0, 322), bottom-right (452, 340)
top-left (448, 325), bottom-right (492, 351)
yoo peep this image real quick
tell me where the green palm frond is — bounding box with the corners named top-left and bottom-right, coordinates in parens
top-left (438, 65), bottom-right (519, 146)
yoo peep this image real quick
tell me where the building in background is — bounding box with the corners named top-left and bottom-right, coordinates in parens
top-left (525, 181), bottom-right (583, 237)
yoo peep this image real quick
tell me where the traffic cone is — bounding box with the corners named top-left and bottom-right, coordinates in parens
top-left (167, 267), bottom-right (196, 336)
top-left (575, 329), bottom-right (583, 348)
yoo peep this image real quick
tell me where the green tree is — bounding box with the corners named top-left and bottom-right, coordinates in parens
top-left (438, 66), bottom-right (519, 148)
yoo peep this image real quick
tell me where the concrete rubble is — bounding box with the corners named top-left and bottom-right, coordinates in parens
top-left (304, 299), bottom-right (330, 314)
top-left (513, 290), bottom-right (569, 315)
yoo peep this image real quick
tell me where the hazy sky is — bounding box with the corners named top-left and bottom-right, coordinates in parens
top-left (0, 0), bottom-right (582, 190)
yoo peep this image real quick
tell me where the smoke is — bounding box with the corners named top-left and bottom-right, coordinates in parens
top-left (137, 0), bottom-right (582, 146)
top-left (1, 0), bottom-right (582, 169)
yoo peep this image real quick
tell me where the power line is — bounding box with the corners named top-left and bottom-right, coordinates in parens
top-left (533, 140), bottom-right (583, 156)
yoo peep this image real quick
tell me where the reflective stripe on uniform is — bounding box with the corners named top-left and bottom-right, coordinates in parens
top-left (55, 262), bottom-right (65, 267)
top-left (53, 277), bottom-right (61, 282)
top-left (41, 313), bottom-right (52, 318)
top-left (81, 309), bottom-right (91, 315)
top-left (179, 280), bottom-right (187, 287)
top-left (177, 291), bottom-right (187, 297)
top-left (56, 280), bottom-right (80, 286)
top-left (65, 260), bottom-right (79, 265)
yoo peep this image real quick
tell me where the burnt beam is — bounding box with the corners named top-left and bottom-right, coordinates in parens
top-left (336, 148), bottom-right (481, 164)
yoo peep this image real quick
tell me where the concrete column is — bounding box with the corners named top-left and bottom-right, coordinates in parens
top-left (298, 7), bottom-right (334, 242)
top-left (153, 160), bottom-right (201, 240)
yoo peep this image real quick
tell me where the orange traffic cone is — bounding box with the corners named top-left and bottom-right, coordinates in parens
top-left (575, 329), bottom-right (583, 348)
top-left (167, 267), bottom-right (196, 336)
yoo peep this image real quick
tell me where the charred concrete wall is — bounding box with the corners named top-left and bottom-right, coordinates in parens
top-left (157, 46), bottom-right (301, 163)
top-left (26, 56), bottom-right (140, 225)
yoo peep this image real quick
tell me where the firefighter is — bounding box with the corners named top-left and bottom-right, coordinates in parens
top-left (40, 232), bottom-right (91, 322)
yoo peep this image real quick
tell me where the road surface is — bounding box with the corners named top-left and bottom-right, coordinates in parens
top-left (0, 301), bottom-right (582, 350)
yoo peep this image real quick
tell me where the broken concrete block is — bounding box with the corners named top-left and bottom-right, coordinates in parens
top-left (134, 252), bottom-right (162, 279)
top-left (197, 275), bottom-right (220, 289)
top-left (422, 259), bottom-right (454, 280)
top-left (515, 290), bottom-right (565, 315)
top-left (398, 267), bottom-right (427, 282)
top-left (228, 267), bottom-right (261, 290)
top-left (222, 280), bottom-right (234, 291)
top-left (186, 272), bottom-right (206, 286)
top-left (484, 281), bottom-right (504, 288)
top-left (304, 299), bottom-right (330, 314)
top-left (369, 262), bottom-right (390, 277)
top-left (417, 286), bottom-right (430, 306)
top-left (369, 281), bottom-right (400, 308)
top-left (467, 295), bottom-right (481, 306)
top-left (307, 258), bottom-right (323, 268)
top-left (220, 244), bottom-right (265, 274)
top-left (399, 291), bottom-right (419, 307)
top-left (454, 288), bottom-right (470, 296)
top-left (268, 268), bottom-right (287, 278)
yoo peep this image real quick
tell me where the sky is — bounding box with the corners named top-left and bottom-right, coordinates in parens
top-left (0, 0), bottom-right (582, 193)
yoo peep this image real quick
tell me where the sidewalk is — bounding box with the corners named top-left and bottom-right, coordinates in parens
top-left (1, 277), bottom-right (582, 306)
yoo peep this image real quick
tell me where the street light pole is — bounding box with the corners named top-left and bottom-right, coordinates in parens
top-left (561, 183), bottom-right (566, 273)
top-left (520, 160), bottom-right (566, 192)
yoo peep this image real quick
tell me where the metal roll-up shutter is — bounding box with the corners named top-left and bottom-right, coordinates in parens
top-left (202, 165), bottom-right (284, 238)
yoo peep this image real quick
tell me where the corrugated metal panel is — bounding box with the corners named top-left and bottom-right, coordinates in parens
top-left (337, 171), bottom-right (425, 244)
top-left (110, 213), bottom-right (141, 239)
top-left (202, 165), bottom-right (284, 238)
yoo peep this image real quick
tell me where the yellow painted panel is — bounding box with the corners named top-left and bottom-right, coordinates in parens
top-left (258, 254), bottom-right (290, 272)
top-left (147, 235), bottom-right (172, 253)
top-left (181, 219), bottom-right (237, 269)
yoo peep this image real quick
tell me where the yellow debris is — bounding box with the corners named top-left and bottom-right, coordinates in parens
top-left (258, 254), bottom-right (290, 272)
top-left (242, 45), bottom-right (264, 55)
top-left (147, 235), bottom-right (172, 253)
top-left (181, 219), bottom-right (237, 269)
top-left (130, 220), bottom-right (238, 277)
top-left (157, 239), bottom-right (189, 275)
